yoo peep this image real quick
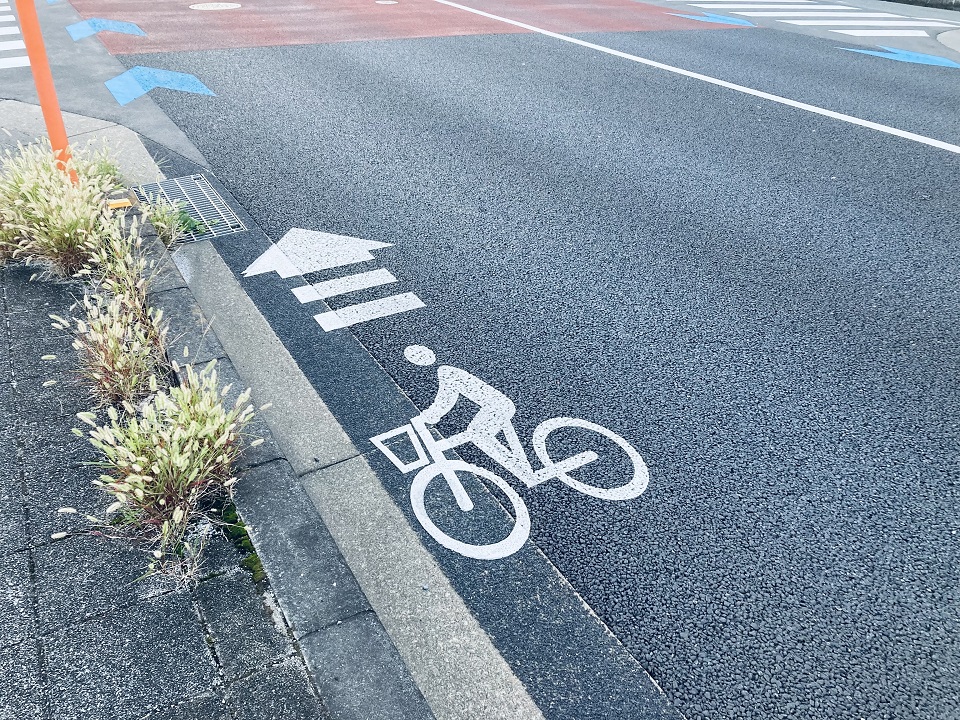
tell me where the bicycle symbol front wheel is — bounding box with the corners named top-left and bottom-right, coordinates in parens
top-left (532, 417), bottom-right (649, 501)
top-left (410, 460), bottom-right (531, 560)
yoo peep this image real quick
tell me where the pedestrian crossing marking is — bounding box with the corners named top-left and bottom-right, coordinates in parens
top-left (669, 0), bottom-right (960, 37)
top-left (0, 8), bottom-right (30, 71)
top-left (0, 55), bottom-right (28, 68)
top-left (835, 29), bottom-right (929, 35)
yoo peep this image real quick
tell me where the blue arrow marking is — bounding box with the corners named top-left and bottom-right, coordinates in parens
top-left (668, 12), bottom-right (756, 27)
top-left (105, 67), bottom-right (215, 106)
top-left (841, 46), bottom-right (960, 68)
top-left (67, 19), bottom-right (147, 41)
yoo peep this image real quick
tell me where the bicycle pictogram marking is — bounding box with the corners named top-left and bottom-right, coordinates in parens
top-left (371, 346), bottom-right (650, 560)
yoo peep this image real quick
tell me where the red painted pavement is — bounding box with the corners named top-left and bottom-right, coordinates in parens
top-left (67, 0), bottom-right (734, 54)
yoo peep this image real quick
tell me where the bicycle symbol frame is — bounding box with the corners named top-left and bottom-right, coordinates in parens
top-left (371, 414), bottom-right (650, 560)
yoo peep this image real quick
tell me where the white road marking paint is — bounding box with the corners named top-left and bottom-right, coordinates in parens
top-left (189, 2), bottom-right (241, 9)
top-left (0, 39), bottom-right (24, 50)
top-left (433, 0), bottom-right (960, 155)
top-left (243, 227), bottom-right (393, 278)
top-left (243, 229), bottom-right (424, 331)
top-left (372, 349), bottom-right (650, 559)
top-left (0, 55), bottom-right (28, 68)
top-left (734, 11), bottom-right (902, 16)
top-left (0, 25), bottom-right (20, 35)
top-left (314, 292), bottom-right (425, 330)
top-left (292, 268), bottom-right (398, 303)
top-left (783, 18), bottom-right (956, 25)
top-left (376, 1), bottom-right (400, 4)
top-left (834, 28), bottom-right (928, 35)
top-left (691, 3), bottom-right (850, 7)
top-left (0, 15), bottom-right (16, 22)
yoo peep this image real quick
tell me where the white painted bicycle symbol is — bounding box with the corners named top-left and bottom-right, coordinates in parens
top-left (370, 346), bottom-right (650, 560)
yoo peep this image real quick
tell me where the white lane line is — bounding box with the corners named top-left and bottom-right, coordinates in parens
top-left (0, 25), bottom-right (20, 35)
top-left (0, 39), bottom-right (23, 50)
top-left (734, 11), bottom-right (902, 16)
top-left (433, 0), bottom-right (960, 155)
top-left (293, 268), bottom-right (399, 303)
top-left (691, 3), bottom-right (852, 8)
top-left (315, 292), bottom-right (425, 331)
top-left (834, 28), bottom-right (929, 35)
top-left (0, 55), bottom-right (28, 68)
top-left (783, 18), bottom-right (956, 24)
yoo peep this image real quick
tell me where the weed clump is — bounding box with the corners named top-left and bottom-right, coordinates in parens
top-left (0, 140), bottom-right (121, 275)
top-left (140, 195), bottom-right (205, 247)
top-left (77, 362), bottom-right (255, 581)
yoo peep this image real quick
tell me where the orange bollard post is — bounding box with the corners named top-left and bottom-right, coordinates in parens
top-left (13, 0), bottom-right (77, 182)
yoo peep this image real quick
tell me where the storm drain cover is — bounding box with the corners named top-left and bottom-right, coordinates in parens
top-left (134, 175), bottom-right (246, 242)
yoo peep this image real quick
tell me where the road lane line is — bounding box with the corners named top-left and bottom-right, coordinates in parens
top-left (433, 0), bottom-right (960, 155)
top-left (293, 268), bottom-right (399, 303)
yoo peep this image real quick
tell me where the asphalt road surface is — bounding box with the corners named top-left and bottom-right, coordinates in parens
top-left (11, 0), bottom-right (960, 717)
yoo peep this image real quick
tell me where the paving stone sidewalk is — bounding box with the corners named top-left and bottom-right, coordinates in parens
top-left (0, 262), bottom-right (328, 720)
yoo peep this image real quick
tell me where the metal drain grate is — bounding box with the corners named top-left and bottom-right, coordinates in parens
top-left (134, 175), bottom-right (246, 242)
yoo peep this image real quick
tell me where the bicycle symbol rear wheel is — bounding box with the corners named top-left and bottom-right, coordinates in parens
top-left (532, 417), bottom-right (649, 500)
top-left (410, 460), bottom-right (531, 560)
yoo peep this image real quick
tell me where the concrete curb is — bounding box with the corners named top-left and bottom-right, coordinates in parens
top-left (142, 235), bottom-right (439, 720)
top-left (889, 0), bottom-right (959, 9)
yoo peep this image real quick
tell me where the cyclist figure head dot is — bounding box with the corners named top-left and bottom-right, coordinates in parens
top-left (404, 345), bottom-right (436, 366)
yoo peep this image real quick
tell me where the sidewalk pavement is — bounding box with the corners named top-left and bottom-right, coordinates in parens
top-left (0, 107), bottom-right (327, 720)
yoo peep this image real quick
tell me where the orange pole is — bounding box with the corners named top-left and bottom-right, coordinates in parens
top-left (13, 0), bottom-right (76, 180)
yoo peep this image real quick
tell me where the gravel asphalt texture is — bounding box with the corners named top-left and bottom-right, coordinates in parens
top-left (122, 20), bottom-right (960, 720)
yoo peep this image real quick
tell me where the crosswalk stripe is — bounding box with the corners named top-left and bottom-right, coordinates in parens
top-left (0, 25), bottom-right (19, 35)
top-left (0, 15), bottom-right (16, 22)
top-left (783, 18), bottom-right (956, 24)
top-left (833, 28), bottom-right (930, 35)
top-left (734, 11), bottom-right (902, 16)
top-left (692, 3), bottom-right (852, 8)
top-left (0, 55), bottom-right (28, 68)
top-left (0, 39), bottom-right (23, 50)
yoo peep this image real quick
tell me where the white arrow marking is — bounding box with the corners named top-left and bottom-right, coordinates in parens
top-left (315, 293), bottom-right (425, 331)
top-left (293, 268), bottom-right (398, 303)
top-left (242, 228), bottom-right (394, 278)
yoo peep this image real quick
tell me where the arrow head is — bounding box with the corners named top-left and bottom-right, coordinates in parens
top-left (243, 228), bottom-right (394, 278)
top-left (242, 244), bottom-right (300, 278)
